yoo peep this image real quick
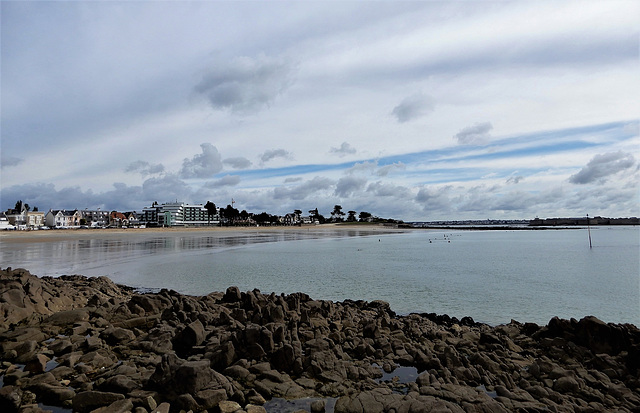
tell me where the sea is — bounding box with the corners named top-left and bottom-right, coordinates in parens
top-left (2, 226), bottom-right (638, 327)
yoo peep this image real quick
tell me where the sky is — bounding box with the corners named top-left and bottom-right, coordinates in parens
top-left (1, 1), bottom-right (639, 221)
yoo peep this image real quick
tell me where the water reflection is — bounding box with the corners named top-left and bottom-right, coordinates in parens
top-left (1, 229), bottom-right (386, 278)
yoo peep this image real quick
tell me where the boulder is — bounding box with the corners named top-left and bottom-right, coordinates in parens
top-left (72, 390), bottom-right (125, 413)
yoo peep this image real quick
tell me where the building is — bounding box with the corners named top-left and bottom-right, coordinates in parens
top-left (45, 210), bottom-right (81, 228)
top-left (0, 213), bottom-right (15, 230)
top-left (26, 211), bottom-right (45, 228)
top-left (138, 202), bottom-right (219, 227)
top-left (80, 209), bottom-right (110, 227)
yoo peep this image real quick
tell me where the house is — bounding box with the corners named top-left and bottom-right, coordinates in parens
top-left (5, 206), bottom-right (27, 226)
top-left (109, 211), bottom-right (128, 227)
top-left (26, 211), bottom-right (45, 228)
top-left (283, 213), bottom-right (300, 225)
top-left (0, 213), bottom-right (15, 230)
top-left (80, 209), bottom-right (110, 227)
top-left (45, 210), bottom-right (81, 228)
top-left (123, 212), bottom-right (139, 227)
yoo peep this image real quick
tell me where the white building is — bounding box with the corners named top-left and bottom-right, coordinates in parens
top-left (138, 202), bottom-right (219, 227)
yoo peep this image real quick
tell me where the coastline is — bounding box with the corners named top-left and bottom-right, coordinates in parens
top-left (1, 268), bottom-right (639, 413)
top-left (0, 223), bottom-right (408, 244)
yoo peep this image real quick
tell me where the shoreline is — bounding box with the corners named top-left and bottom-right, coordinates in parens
top-left (0, 223), bottom-right (408, 244)
top-left (1, 268), bottom-right (638, 413)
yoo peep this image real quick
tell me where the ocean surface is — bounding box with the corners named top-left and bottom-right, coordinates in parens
top-left (2, 226), bottom-right (638, 326)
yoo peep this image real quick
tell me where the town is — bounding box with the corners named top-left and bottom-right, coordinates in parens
top-left (0, 200), bottom-right (401, 230)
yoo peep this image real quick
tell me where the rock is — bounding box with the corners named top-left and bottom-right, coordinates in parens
top-left (0, 385), bottom-right (22, 412)
top-left (90, 398), bottom-right (134, 413)
top-left (195, 388), bottom-right (227, 410)
top-left (100, 327), bottom-right (136, 345)
top-left (99, 374), bottom-right (140, 394)
top-left (24, 353), bottom-right (49, 374)
top-left (311, 399), bottom-right (326, 412)
top-left (172, 319), bottom-right (206, 355)
top-left (218, 400), bottom-right (242, 413)
top-left (151, 402), bottom-right (170, 413)
top-left (44, 309), bottom-right (90, 326)
top-left (72, 390), bottom-right (125, 413)
top-left (553, 376), bottom-right (580, 393)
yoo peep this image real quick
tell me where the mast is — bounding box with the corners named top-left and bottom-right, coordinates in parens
top-left (587, 214), bottom-right (592, 248)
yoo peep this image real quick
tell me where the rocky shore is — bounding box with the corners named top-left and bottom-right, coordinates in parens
top-left (1, 268), bottom-right (638, 413)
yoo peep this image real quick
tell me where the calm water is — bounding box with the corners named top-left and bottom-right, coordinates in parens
top-left (2, 227), bottom-right (638, 326)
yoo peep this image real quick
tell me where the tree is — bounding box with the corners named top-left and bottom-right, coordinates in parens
top-left (204, 201), bottom-right (217, 226)
top-left (14, 200), bottom-right (22, 212)
top-left (33, 206), bottom-right (39, 212)
top-left (24, 203), bottom-right (30, 212)
top-left (331, 205), bottom-right (345, 222)
top-left (294, 209), bottom-right (302, 216)
top-left (221, 204), bottom-right (240, 225)
top-left (359, 211), bottom-right (372, 222)
top-left (347, 210), bottom-right (357, 222)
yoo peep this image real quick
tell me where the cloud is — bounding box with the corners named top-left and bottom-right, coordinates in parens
top-left (274, 176), bottom-right (334, 200)
top-left (416, 186), bottom-right (454, 212)
top-left (376, 162), bottom-right (406, 177)
top-left (194, 54), bottom-right (296, 114)
top-left (261, 149), bottom-right (291, 163)
top-left (366, 181), bottom-right (412, 198)
top-left (329, 142), bottom-right (357, 157)
top-left (125, 160), bottom-right (165, 176)
top-left (223, 157), bottom-right (252, 169)
top-left (454, 122), bottom-right (493, 145)
top-left (1, 155), bottom-right (24, 169)
top-left (391, 93), bottom-right (435, 123)
top-left (506, 175), bottom-right (524, 184)
top-left (284, 177), bottom-right (303, 183)
top-left (346, 161), bottom-right (378, 175)
top-left (569, 151), bottom-right (636, 184)
top-left (179, 143), bottom-right (223, 179)
top-left (142, 174), bottom-right (193, 202)
top-left (334, 176), bottom-right (367, 197)
top-left (205, 175), bottom-right (241, 188)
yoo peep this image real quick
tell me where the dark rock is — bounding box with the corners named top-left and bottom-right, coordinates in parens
top-left (90, 398), bottom-right (134, 413)
top-left (172, 319), bottom-right (205, 355)
top-left (99, 374), bottom-right (140, 394)
top-left (195, 388), bottom-right (227, 410)
top-left (72, 390), bottom-right (125, 413)
top-left (0, 385), bottom-right (22, 412)
top-left (44, 309), bottom-right (90, 326)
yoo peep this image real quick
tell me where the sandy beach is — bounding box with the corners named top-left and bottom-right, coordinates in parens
top-left (0, 223), bottom-right (405, 244)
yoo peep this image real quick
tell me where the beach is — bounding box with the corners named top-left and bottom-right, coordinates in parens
top-left (0, 223), bottom-right (405, 244)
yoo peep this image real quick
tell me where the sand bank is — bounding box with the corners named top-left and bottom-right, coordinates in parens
top-left (0, 223), bottom-right (407, 244)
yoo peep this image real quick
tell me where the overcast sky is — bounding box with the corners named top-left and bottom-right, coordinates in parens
top-left (2, 1), bottom-right (638, 221)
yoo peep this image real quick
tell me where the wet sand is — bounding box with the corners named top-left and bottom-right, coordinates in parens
top-left (0, 223), bottom-right (405, 244)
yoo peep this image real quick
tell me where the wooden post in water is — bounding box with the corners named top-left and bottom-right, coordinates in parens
top-left (586, 214), bottom-right (592, 248)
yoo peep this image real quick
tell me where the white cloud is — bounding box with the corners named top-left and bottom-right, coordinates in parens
top-left (205, 175), bottom-right (241, 188)
top-left (194, 54), bottom-right (296, 114)
top-left (391, 93), bottom-right (435, 123)
top-left (1, 154), bottom-right (24, 169)
top-left (125, 160), bottom-right (165, 176)
top-left (261, 149), bottom-right (291, 163)
top-left (329, 142), bottom-right (357, 157)
top-left (223, 157), bottom-right (252, 169)
top-left (273, 176), bottom-right (334, 200)
top-left (376, 162), bottom-right (406, 177)
top-left (569, 151), bottom-right (636, 184)
top-left (335, 176), bottom-right (367, 197)
top-left (179, 143), bottom-right (223, 179)
top-left (454, 122), bottom-right (493, 145)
